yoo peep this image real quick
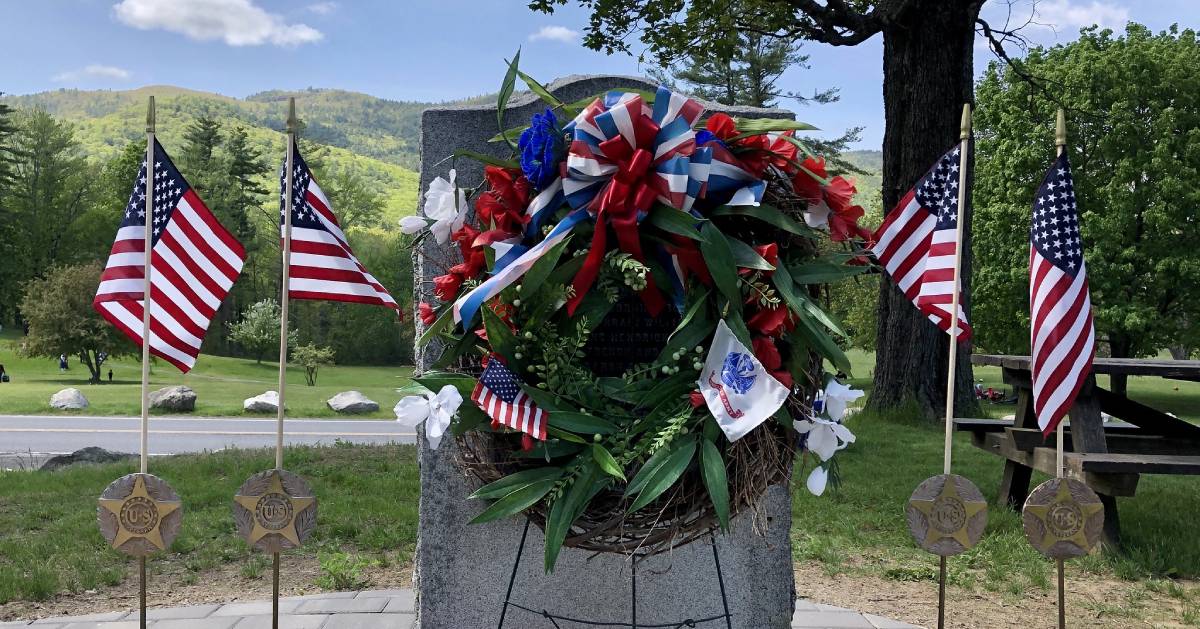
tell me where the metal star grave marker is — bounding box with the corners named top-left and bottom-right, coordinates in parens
top-left (232, 469), bottom-right (317, 553)
top-left (97, 473), bottom-right (183, 557)
top-left (1022, 477), bottom-right (1104, 559)
top-left (906, 473), bottom-right (988, 556)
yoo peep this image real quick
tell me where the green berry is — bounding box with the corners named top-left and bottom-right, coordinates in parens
top-left (514, 352), bottom-right (523, 360)
top-left (693, 361), bottom-right (703, 370)
top-left (512, 299), bottom-right (521, 307)
top-left (661, 365), bottom-right (671, 374)
top-left (524, 331), bottom-right (533, 339)
top-left (694, 346), bottom-right (704, 353)
top-left (593, 434), bottom-right (602, 443)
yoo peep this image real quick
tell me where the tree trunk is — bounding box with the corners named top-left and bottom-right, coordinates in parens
top-left (1108, 334), bottom-right (1131, 397)
top-left (80, 349), bottom-right (101, 384)
top-left (870, 0), bottom-right (982, 420)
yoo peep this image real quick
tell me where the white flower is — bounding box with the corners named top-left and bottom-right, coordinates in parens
top-left (421, 169), bottom-right (469, 244)
top-left (793, 415), bottom-right (855, 462)
top-left (803, 200), bottom-right (831, 230)
top-left (806, 465), bottom-right (829, 496)
top-left (394, 384), bottom-right (464, 450)
top-left (823, 379), bottom-right (864, 422)
top-left (399, 215), bottom-right (429, 234)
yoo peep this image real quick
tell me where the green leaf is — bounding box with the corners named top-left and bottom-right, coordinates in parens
top-left (546, 426), bottom-right (588, 443)
top-left (773, 263), bottom-right (851, 374)
top-left (725, 235), bottom-right (774, 271)
top-left (452, 149), bottom-right (520, 170)
top-left (723, 309), bottom-right (753, 349)
top-left (517, 69), bottom-right (564, 109)
top-left (699, 438), bottom-right (731, 531)
top-left (413, 371), bottom-right (477, 398)
top-left (451, 402), bottom-right (489, 436)
top-left (468, 478), bottom-right (557, 524)
top-left (417, 304), bottom-right (455, 347)
top-left (797, 293), bottom-right (848, 338)
top-left (496, 49), bottom-right (521, 150)
top-left (430, 332), bottom-right (479, 369)
top-left (624, 443), bottom-right (671, 496)
top-left (548, 411), bottom-right (619, 435)
top-left (700, 222), bottom-right (740, 305)
top-left (489, 124), bottom-right (530, 144)
top-left (626, 436), bottom-right (697, 513)
top-left (711, 204), bottom-right (814, 238)
top-left (592, 445), bottom-right (627, 481)
top-left (469, 467), bottom-right (564, 500)
top-left (512, 440), bottom-right (584, 459)
top-left (518, 384), bottom-right (565, 412)
top-left (787, 260), bottom-right (870, 284)
top-left (717, 117), bottom-right (818, 134)
top-left (544, 462), bottom-right (599, 572)
top-left (521, 236), bottom-right (572, 297)
top-left (480, 306), bottom-right (518, 363)
top-left (646, 204), bottom-right (704, 240)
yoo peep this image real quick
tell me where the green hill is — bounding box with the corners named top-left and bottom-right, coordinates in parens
top-left (1, 85), bottom-right (428, 222)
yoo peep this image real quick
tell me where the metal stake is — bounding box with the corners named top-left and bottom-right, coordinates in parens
top-left (139, 97), bottom-right (155, 629)
top-left (139, 557), bottom-right (147, 629)
top-left (273, 552), bottom-right (281, 629)
top-left (1055, 107), bottom-right (1068, 629)
top-left (938, 556), bottom-right (947, 629)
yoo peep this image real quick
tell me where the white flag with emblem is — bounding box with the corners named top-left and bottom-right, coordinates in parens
top-left (698, 320), bottom-right (790, 442)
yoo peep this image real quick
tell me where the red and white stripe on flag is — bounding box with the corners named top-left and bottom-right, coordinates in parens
top-left (870, 143), bottom-right (972, 340)
top-left (470, 358), bottom-right (547, 440)
top-left (94, 142), bottom-right (246, 373)
top-left (1029, 152), bottom-right (1095, 435)
top-left (281, 146), bottom-right (399, 312)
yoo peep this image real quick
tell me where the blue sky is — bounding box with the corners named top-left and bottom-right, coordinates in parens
top-left (1, 0), bottom-right (1196, 149)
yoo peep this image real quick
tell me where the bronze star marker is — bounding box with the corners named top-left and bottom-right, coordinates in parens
top-left (97, 473), bottom-right (183, 557)
top-left (906, 474), bottom-right (988, 556)
top-left (232, 469), bottom-right (317, 553)
top-left (1023, 477), bottom-right (1104, 559)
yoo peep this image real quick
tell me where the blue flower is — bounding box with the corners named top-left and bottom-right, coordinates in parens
top-left (694, 129), bottom-right (726, 149)
top-left (518, 108), bottom-right (564, 190)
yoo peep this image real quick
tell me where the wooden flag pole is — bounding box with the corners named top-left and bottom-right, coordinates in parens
top-left (1054, 107), bottom-right (1067, 629)
top-left (269, 96), bottom-right (298, 629)
top-left (138, 95), bottom-right (156, 629)
top-left (933, 103), bottom-right (972, 629)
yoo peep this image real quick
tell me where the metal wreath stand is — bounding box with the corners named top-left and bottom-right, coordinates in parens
top-left (496, 518), bottom-right (734, 629)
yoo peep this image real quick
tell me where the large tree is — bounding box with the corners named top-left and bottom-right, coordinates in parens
top-left (973, 24), bottom-right (1200, 395)
top-left (19, 262), bottom-right (134, 383)
top-left (530, 0), bottom-right (986, 416)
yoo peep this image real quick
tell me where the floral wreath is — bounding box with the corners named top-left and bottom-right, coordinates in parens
top-left (399, 62), bottom-right (870, 569)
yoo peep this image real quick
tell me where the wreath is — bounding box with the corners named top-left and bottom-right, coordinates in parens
top-left (399, 61), bottom-right (871, 571)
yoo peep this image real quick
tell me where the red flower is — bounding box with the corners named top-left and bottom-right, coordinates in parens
top-left (475, 166), bottom-right (531, 234)
top-left (767, 132), bottom-right (799, 172)
top-left (747, 305), bottom-right (793, 338)
top-left (772, 369), bottom-right (794, 389)
top-left (792, 157), bottom-right (828, 206)
top-left (706, 113), bottom-right (739, 141)
top-left (752, 336), bottom-right (782, 371)
top-left (824, 176), bottom-right (866, 242)
top-left (418, 302), bottom-right (436, 325)
top-left (521, 432), bottom-right (536, 451)
top-left (433, 273), bottom-right (464, 302)
top-left (689, 390), bottom-right (706, 409)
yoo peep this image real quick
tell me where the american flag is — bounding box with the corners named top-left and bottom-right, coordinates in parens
top-left (871, 144), bottom-right (972, 339)
top-left (1029, 152), bottom-right (1094, 435)
top-left (94, 140), bottom-right (246, 373)
top-left (280, 144), bottom-right (399, 312)
top-left (471, 358), bottom-right (546, 440)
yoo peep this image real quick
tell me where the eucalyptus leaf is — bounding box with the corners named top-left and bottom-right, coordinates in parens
top-left (787, 260), bottom-right (870, 284)
top-left (711, 204), bottom-right (814, 238)
top-left (468, 478), bottom-right (557, 524)
top-left (517, 69), bottom-right (564, 109)
top-left (646, 204), bottom-right (704, 240)
top-left (546, 426), bottom-right (588, 444)
top-left (480, 306), bottom-right (518, 363)
top-left (544, 462), bottom-right (599, 572)
top-left (469, 467), bottom-right (564, 500)
top-left (592, 445), bottom-right (627, 481)
top-left (699, 438), bottom-right (731, 531)
top-left (548, 411), bottom-right (618, 435)
top-left (700, 222), bottom-right (740, 305)
top-left (496, 49), bottom-right (521, 150)
top-left (725, 235), bottom-right (774, 270)
top-left (626, 436), bottom-right (698, 513)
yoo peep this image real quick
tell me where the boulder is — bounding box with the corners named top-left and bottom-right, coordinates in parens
top-left (149, 385), bottom-right (196, 412)
top-left (244, 390), bottom-right (281, 413)
top-left (41, 447), bottom-right (136, 471)
top-left (327, 390), bottom-right (379, 414)
top-left (50, 388), bottom-right (89, 410)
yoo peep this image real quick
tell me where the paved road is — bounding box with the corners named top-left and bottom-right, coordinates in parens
top-left (0, 414), bottom-right (416, 460)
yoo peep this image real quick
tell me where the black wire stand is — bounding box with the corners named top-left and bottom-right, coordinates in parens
top-left (497, 518), bottom-right (734, 629)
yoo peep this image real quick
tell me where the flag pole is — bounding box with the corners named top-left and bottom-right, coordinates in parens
top-left (138, 95), bottom-right (155, 629)
top-left (1054, 106), bottom-right (1067, 629)
top-left (269, 96), bottom-right (298, 629)
top-left (934, 103), bottom-right (972, 629)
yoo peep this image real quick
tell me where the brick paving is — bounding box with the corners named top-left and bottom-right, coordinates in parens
top-left (0, 589), bottom-right (919, 628)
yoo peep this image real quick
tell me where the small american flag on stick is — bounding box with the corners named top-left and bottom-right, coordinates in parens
top-left (280, 144), bottom-right (399, 312)
top-left (94, 140), bottom-right (246, 372)
top-left (1029, 152), bottom-right (1094, 435)
top-left (472, 358), bottom-right (547, 440)
top-left (871, 145), bottom-right (972, 339)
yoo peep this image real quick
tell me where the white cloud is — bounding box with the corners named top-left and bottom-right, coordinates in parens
top-left (53, 64), bottom-right (133, 82)
top-left (307, 2), bottom-right (337, 15)
top-left (529, 25), bottom-right (579, 44)
top-left (113, 0), bottom-right (323, 47)
top-left (1034, 0), bottom-right (1130, 32)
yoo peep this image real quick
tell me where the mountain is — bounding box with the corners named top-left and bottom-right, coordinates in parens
top-left (1, 85), bottom-right (430, 221)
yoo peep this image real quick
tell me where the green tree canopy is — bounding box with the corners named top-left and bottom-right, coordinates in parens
top-left (18, 262), bottom-right (134, 383)
top-left (973, 24), bottom-right (1200, 393)
top-left (228, 299), bottom-right (297, 364)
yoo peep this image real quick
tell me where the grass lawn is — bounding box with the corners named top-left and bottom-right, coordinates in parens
top-left (0, 444), bottom-right (418, 605)
top-left (0, 329), bottom-right (412, 418)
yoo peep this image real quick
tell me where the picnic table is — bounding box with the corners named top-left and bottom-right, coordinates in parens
top-left (955, 354), bottom-right (1200, 547)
